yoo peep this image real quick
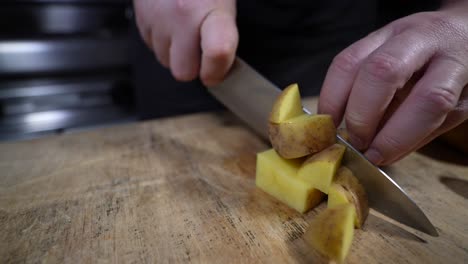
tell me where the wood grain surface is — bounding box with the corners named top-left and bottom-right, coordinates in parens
top-left (0, 98), bottom-right (467, 263)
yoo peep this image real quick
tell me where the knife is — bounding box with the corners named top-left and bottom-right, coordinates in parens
top-left (210, 58), bottom-right (438, 237)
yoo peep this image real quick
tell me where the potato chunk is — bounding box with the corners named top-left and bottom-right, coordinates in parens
top-left (328, 166), bottom-right (369, 228)
top-left (269, 114), bottom-right (336, 159)
top-left (304, 204), bottom-right (355, 263)
top-left (255, 149), bottom-right (324, 213)
top-left (297, 144), bottom-right (345, 194)
top-left (269, 83), bottom-right (304, 123)
top-left (328, 183), bottom-right (350, 207)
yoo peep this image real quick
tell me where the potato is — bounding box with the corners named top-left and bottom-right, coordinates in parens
top-left (269, 83), bottom-right (304, 123)
top-left (328, 184), bottom-right (349, 207)
top-left (256, 149), bottom-right (324, 213)
top-left (268, 83), bottom-right (336, 159)
top-left (328, 166), bottom-right (369, 228)
top-left (269, 114), bottom-right (336, 159)
top-left (304, 204), bottom-right (356, 263)
top-left (297, 144), bottom-right (346, 193)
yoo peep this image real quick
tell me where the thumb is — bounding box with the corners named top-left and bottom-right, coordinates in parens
top-left (200, 9), bottom-right (238, 87)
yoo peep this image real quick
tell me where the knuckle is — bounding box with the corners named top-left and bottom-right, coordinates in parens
top-left (379, 134), bottom-right (406, 154)
top-left (318, 97), bottom-right (338, 114)
top-left (331, 50), bottom-right (360, 74)
top-left (345, 111), bottom-right (371, 129)
top-left (175, 0), bottom-right (195, 14)
top-left (364, 52), bottom-right (406, 84)
top-left (418, 86), bottom-right (458, 115)
top-left (204, 42), bottom-right (236, 62)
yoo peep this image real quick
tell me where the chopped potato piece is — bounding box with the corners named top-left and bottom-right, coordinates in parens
top-left (256, 149), bottom-right (324, 213)
top-left (297, 144), bottom-right (345, 194)
top-left (269, 83), bottom-right (304, 123)
top-left (328, 183), bottom-right (350, 207)
top-left (328, 166), bottom-right (369, 228)
top-left (269, 114), bottom-right (336, 159)
top-left (304, 204), bottom-right (356, 263)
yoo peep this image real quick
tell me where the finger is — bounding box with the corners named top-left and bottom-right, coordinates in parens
top-left (139, 26), bottom-right (153, 50)
top-left (365, 57), bottom-right (468, 165)
top-left (376, 71), bottom-right (423, 131)
top-left (200, 9), bottom-right (238, 87)
top-left (134, 3), bottom-right (152, 49)
top-left (151, 32), bottom-right (171, 68)
top-left (169, 27), bottom-right (201, 82)
top-left (318, 28), bottom-right (393, 126)
top-left (384, 84), bottom-right (468, 164)
top-left (345, 31), bottom-right (438, 150)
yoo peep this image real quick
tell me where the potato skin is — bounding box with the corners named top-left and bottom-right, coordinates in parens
top-left (268, 114), bottom-right (336, 159)
top-left (304, 204), bottom-right (356, 263)
top-left (302, 144), bottom-right (346, 165)
top-left (298, 144), bottom-right (346, 194)
top-left (269, 83), bottom-right (304, 123)
top-left (334, 167), bottom-right (369, 228)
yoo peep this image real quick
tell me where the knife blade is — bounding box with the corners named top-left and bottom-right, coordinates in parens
top-left (210, 57), bottom-right (438, 237)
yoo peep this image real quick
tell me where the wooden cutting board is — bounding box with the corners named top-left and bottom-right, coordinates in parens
top-left (0, 98), bottom-right (467, 263)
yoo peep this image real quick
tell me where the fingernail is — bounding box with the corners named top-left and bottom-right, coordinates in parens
top-left (349, 133), bottom-right (365, 150)
top-left (365, 148), bottom-right (384, 165)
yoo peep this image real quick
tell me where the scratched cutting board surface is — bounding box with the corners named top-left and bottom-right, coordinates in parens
top-left (0, 98), bottom-right (467, 263)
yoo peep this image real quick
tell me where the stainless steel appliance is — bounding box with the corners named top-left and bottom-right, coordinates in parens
top-left (0, 0), bottom-right (135, 141)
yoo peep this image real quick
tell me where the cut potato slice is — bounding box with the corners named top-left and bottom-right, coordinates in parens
top-left (304, 204), bottom-right (356, 263)
top-left (269, 114), bottom-right (336, 159)
top-left (328, 183), bottom-right (350, 208)
top-left (256, 149), bottom-right (324, 213)
top-left (328, 166), bottom-right (369, 228)
top-left (269, 83), bottom-right (304, 124)
top-left (297, 144), bottom-right (345, 193)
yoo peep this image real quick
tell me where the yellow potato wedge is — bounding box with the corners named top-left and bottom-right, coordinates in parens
top-left (269, 114), bottom-right (336, 159)
top-left (304, 204), bottom-right (356, 263)
top-left (269, 83), bottom-right (304, 124)
top-left (256, 149), bottom-right (324, 213)
top-left (328, 183), bottom-right (350, 207)
top-left (328, 166), bottom-right (369, 228)
top-left (297, 144), bottom-right (346, 193)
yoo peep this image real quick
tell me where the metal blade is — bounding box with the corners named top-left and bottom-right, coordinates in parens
top-left (334, 133), bottom-right (438, 236)
top-left (209, 59), bottom-right (280, 138)
top-left (210, 57), bottom-right (438, 236)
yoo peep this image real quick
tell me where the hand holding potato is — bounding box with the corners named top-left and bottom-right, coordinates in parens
top-left (318, 1), bottom-right (468, 165)
top-left (133, 0), bottom-right (238, 86)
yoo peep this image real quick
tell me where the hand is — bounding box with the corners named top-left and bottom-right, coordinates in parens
top-left (133, 0), bottom-right (238, 86)
top-left (318, 2), bottom-right (468, 165)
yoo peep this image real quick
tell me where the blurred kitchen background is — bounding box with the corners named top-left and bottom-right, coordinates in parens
top-left (0, 0), bottom-right (135, 141)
